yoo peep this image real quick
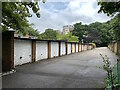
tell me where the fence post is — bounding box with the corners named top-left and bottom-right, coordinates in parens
top-left (48, 41), bottom-right (51, 59)
top-left (32, 40), bottom-right (36, 63)
top-left (65, 42), bottom-right (68, 55)
top-left (2, 31), bottom-right (14, 72)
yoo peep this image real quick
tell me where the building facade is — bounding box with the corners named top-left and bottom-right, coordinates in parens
top-left (63, 25), bottom-right (74, 34)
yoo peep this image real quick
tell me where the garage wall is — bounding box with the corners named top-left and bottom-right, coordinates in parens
top-left (14, 40), bottom-right (93, 67)
top-left (60, 42), bottom-right (66, 56)
top-left (79, 44), bottom-right (81, 52)
top-left (84, 45), bottom-right (87, 51)
top-left (76, 44), bottom-right (78, 52)
top-left (67, 43), bottom-right (71, 54)
top-left (83, 45), bottom-right (85, 51)
top-left (108, 41), bottom-right (120, 56)
top-left (51, 42), bottom-right (59, 58)
top-left (114, 43), bottom-right (117, 54)
top-left (3, 31), bottom-right (95, 72)
top-left (81, 45), bottom-right (84, 51)
top-left (14, 39), bottom-right (32, 66)
top-left (36, 41), bottom-right (48, 61)
top-left (72, 43), bottom-right (75, 53)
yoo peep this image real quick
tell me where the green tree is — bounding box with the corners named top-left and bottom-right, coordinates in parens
top-left (72, 22), bottom-right (88, 42)
top-left (98, 1), bottom-right (120, 40)
top-left (57, 32), bottom-right (79, 42)
top-left (39, 28), bottom-right (57, 40)
top-left (2, 1), bottom-right (45, 32)
top-left (98, 1), bottom-right (120, 16)
top-left (72, 21), bottom-right (115, 46)
top-left (15, 23), bottom-right (40, 37)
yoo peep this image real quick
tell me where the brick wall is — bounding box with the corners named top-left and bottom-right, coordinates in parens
top-left (2, 31), bottom-right (14, 72)
top-left (108, 40), bottom-right (120, 57)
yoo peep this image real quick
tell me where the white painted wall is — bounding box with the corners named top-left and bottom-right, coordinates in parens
top-left (82, 45), bottom-right (84, 51)
top-left (84, 45), bottom-right (87, 51)
top-left (67, 43), bottom-right (71, 54)
top-left (76, 44), bottom-right (78, 52)
top-left (36, 41), bottom-right (48, 61)
top-left (85, 45), bottom-right (88, 50)
top-left (79, 44), bottom-right (81, 52)
top-left (60, 42), bottom-right (66, 56)
top-left (14, 39), bottom-right (32, 66)
top-left (84, 45), bottom-right (86, 51)
top-left (72, 43), bottom-right (75, 53)
top-left (51, 42), bottom-right (59, 58)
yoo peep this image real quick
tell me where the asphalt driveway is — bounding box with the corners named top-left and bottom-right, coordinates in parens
top-left (2, 47), bottom-right (118, 88)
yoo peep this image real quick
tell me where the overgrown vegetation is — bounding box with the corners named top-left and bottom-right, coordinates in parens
top-left (100, 54), bottom-right (120, 90)
top-left (57, 32), bottom-right (79, 42)
top-left (72, 14), bottom-right (120, 47)
top-left (72, 1), bottom-right (120, 46)
top-left (39, 29), bottom-right (79, 42)
top-left (98, 1), bottom-right (120, 41)
top-left (2, 1), bottom-right (44, 37)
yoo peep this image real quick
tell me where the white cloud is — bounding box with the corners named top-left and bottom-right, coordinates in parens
top-left (28, 0), bottom-right (111, 33)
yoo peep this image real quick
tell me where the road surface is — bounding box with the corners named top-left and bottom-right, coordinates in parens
top-left (2, 47), bottom-right (119, 88)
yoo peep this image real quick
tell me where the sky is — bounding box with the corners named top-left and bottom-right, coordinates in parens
top-left (28, 0), bottom-right (111, 33)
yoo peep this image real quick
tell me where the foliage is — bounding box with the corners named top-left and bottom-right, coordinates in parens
top-left (71, 21), bottom-right (115, 46)
top-left (2, 1), bottom-right (45, 32)
top-left (72, 22), bottom-right (88, 42)
top-left (100, 54), bottom-right (119, 89)
top-left (108, 14), bottom-right (120, 40)
top-left (39, 29), bottom-right (79, 42)
top-left (57, 32), bottom-right (79, 42)
top-left (98, 1), bottom-right (120, 16)
top-left (39, 28), bottom-right (57, 40)
top-left (98, 1), bottom-right (120, 40)
top-left (14, 23), bottom-right (40, 37)
top-left (71, 13), bottom-right (120, 46)
top-left (100, 54), bottom-right (111, 73)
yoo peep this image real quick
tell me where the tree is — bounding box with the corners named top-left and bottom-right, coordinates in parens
top-left (98, 1), bottom-right (120, 16)
top-left (98, 1), bottom-right (120, 40)
top-left (2, 1), bottom-right (45, 32)
top-left (72, 21), bottom-right (115, 46)
top-left (72, 22), bottom-right (88, 42)
top-left (39, 28), bottom-right (57, 40)
top-left (57, 32), bottom-right (79, 42)
top-left (14, 23), bottom-right (40, 37)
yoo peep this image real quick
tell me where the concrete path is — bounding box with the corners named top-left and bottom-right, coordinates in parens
top-left (3, 47), bottom-right (119, 88)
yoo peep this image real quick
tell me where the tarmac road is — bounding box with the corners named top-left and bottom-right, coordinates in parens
top-left (2, 47), bottom-right (118, 88)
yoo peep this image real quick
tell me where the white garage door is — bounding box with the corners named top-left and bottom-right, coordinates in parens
top-left (51, 42), bottom-right (59, 58)
top-left (60, 42), bottom-right (66, 56)
top-left (72, 43), bottom-right (75, 53)
top-left (79, 44), bottom-right (81, 52)
top-left (76, 44), bottom-right (78, 52)
top-left (67, 43), bottom-right (71, 54)
top-left (14, 39), bottom-right (32, 66)
top-left (36, 41), bottom-right (48, 61)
